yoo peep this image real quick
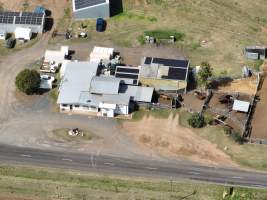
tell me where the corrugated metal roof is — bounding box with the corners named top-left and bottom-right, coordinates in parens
top-left (57, 61), bottom-right (99, 104)
top-left (90, 76), bottom-right (120, 95)
top-left (120, 85), bottom-right (154, 103)
top-left (232, 100), bottom-right (250, 113)
top-left (78, 91), bottom-right (130, 106)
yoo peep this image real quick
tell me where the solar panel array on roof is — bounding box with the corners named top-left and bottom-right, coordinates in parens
top-left (21, 12), bottom-right (44, 17)
top-left (15, 16), bottom-right (43, 25)
top-left (0, 11), bottom-right (20, 17)
top-left (116, 67), bottom-right (139, 74)
top-left (115, 66), bottom-right (140, 85)
top-left (115, 73), bottom-right (139, 80)
top-left (0, 11), bottom-right (44, 25)
top-left (162, 67), bottom-right (188, 80)
top-left (74, 0), bottom-right (106, 10)
top-left (144, 57), bottom-right (152, 65)
top-left (152, 57), bottom-right (189, 68)
top-left (0, 16), bottom-right (14, 24)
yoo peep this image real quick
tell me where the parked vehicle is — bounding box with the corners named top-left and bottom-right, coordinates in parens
top-left (96, 18), bottom-right (106, 32)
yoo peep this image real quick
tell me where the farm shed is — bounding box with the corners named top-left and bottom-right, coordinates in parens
top-left (72, 0), bottom-right (110, 19)
top-left (244, 46), bottom-right (267, 60)
top-left (0, 11), bottom-right (45, 34)
top-left (14, 27), bottom-right (32, 40)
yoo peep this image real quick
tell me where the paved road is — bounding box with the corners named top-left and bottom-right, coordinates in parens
top-left (0, 144), bottom-right (267, 189)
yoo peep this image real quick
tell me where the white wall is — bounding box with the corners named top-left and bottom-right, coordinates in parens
top-left (115, 105), bottom-right (129, 115)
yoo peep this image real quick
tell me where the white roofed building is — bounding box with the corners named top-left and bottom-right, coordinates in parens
top-left (44, 46), bottom-right (69, 65)
top-left (57, 61), bottom-right (154, 118)
top-left (89, 46), bottom-right (114, 63)
top-left (232, 100), bottom-right (250, 113)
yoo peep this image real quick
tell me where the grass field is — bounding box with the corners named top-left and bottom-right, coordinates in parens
top-left (66, 0), bottom-right (267, 76)
top-left (179, 110), bottom-right (267, 171)
top-left (0, 165), bottom-right (266, 200)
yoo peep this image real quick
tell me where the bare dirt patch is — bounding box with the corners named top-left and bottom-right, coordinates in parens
top-left (122, 113), bottom-right (236, 166)
top-left (218, 76), bottom-right (258, 96)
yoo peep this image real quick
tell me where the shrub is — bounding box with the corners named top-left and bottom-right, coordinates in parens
top-left (188, 113), bottom-right (205, 128)
top-left (144, 30), bottom-right (184, 41)
top-left (198, 62), bottom-right (213, 88)
top-left (204, 114), bottom-right (214, 125)
top-left (15, 69), bottom-right (40, 95)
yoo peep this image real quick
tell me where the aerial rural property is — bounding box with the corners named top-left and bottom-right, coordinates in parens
top-left (0, 0), bottom-right (267, 199)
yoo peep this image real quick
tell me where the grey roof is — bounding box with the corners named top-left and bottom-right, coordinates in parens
top-left (120, 85), bottom-right (154, 103)
top-left (57, 61), bottom-right (99, 104)
top-left (79, 91), bottom-right (130, 106)
top-left (74, 0), bottom-right (107, 10)
top-left (90, 76), bottom-right (121, 95)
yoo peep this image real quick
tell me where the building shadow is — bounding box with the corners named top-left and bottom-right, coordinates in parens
top-left (110, 0), bottom-right (123, 17)
top-left (44, 17), bottom-right (54, 32)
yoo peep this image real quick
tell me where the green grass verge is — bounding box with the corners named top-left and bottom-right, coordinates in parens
top-left (179, 110), bottom-right (267, 171)
top-left (0, 165), bottom-right (266, 200)
top-left (144, 29), bottom-right (185, 40)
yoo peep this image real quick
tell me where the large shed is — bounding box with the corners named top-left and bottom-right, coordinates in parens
top-left (72, 0), bottom-right (110, 19)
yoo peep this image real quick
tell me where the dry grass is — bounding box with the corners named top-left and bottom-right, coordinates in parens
top-left (179, 110), bottom-right (267, 171)
top-left (68, 0), bottom-right (267, 76)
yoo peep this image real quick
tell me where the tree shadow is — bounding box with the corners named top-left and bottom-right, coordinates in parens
top-left (109, 0), bottom-right (123, 17)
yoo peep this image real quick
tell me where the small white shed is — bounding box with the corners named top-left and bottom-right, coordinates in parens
top-left (0, 30), bottom-right (7, 40)
top-left (232, 100), bottom-right (250, 113)
top-left (90, 46), bottom-right (114, 63)
top-left (44, 46), bottom-right (69, 65)
top-left (14, 27), bottom-right (32, 41)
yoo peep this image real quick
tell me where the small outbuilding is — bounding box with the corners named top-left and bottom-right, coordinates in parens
top-left (72, 0), bottom-right (110, 19)
top-left (89, 46), bottom-right (114, 63)
top-left (232, 100), bottom-right (250, 113)
top-left (14, 27), bottom-right (32, 41)
top-left (44, 46), bottom-right (69, 65)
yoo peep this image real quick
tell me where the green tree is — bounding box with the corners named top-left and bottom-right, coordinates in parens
top-left (15, 69), bottom-right (41, 95)
top-left (198, 61), bottom-right (213, 87)
top-left (188, 113), bottom-right (205, 128)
